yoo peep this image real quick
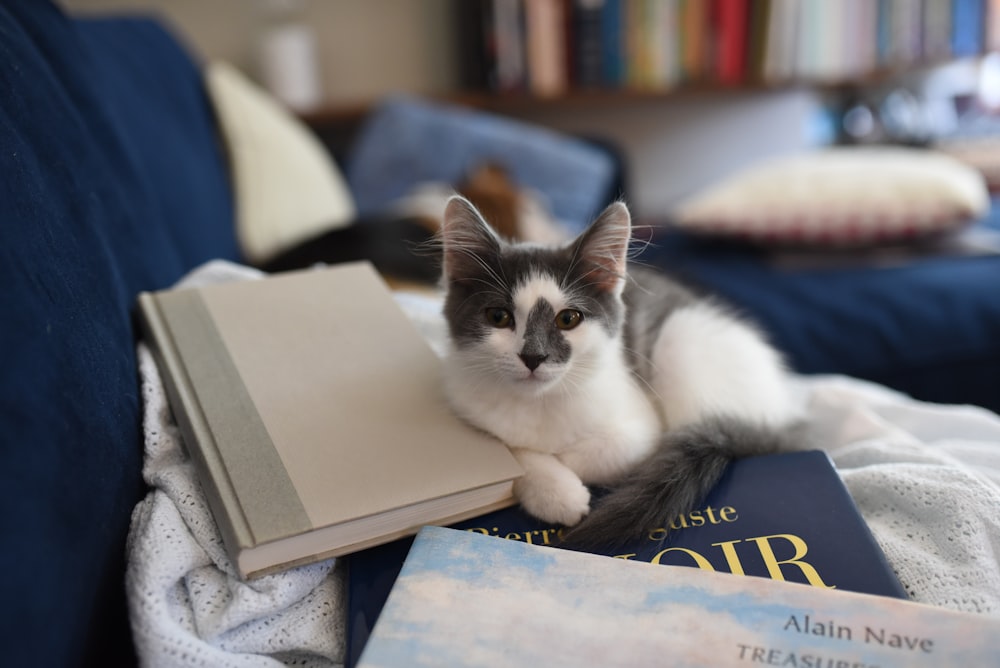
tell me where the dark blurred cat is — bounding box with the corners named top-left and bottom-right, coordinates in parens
top-left (438, 196), bottom-right (804, 546)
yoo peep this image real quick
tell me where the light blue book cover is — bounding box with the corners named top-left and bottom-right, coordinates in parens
top-left (359, 526), bottom-right (1000, 667)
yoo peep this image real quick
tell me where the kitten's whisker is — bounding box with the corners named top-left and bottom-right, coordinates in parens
top-left (451, 247), bottom-right (510, 293)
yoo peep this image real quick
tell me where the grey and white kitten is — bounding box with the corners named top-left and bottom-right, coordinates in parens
top-left (439, 196), bottom-right (804, 546)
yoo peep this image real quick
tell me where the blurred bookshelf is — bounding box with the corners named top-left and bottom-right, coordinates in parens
top-left (301, 0), bottom-right (997, 131)
top-left (458, 1), bottom-right (991, 94)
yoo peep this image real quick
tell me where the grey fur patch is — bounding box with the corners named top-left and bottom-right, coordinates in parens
top-left (444, 242), bottom-right (625, 348)
top-left (520, 299), bottom-right (570, 367)
top-left (621, 265), bottom-right (699, 381)
top-left (443, 197), bottom-right (632, 349)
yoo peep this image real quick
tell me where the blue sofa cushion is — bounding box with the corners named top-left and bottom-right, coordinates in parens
top-left (346, 95), bottom-right (618, 231)
top-left (0, 3), bottom-right (238, 665)
top-left (637, 209), bottom-right (1000, 414)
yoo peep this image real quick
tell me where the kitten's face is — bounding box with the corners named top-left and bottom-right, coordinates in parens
top-left (441, 197), bottom-right (631, 395)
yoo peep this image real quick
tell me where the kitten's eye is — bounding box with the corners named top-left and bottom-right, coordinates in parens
top-left (485, 308), bottom-right (513, 328)
top-left (555, 309), bottom-right (582, 330)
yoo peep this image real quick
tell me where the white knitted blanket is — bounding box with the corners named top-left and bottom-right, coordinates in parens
top-left (126, 261), bottom-right (1000, 667)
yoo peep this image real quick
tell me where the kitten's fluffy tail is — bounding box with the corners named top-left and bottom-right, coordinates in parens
top-left (560, 416), bottom-right (807, 550)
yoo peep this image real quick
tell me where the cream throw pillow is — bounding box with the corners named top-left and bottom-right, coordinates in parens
top-left (205, 62), bottom-right (355, 263)
top-left (672, 147), bottom-right (990, 247)
top-left (935, 136), bottom-right (1000, 192)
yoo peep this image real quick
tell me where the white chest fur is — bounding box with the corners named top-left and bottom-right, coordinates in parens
top-left (443, 348), bottom-right (661, 485)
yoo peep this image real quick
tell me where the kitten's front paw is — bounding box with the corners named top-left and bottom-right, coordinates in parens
top-left (514, 473), bottom-right (591, 527)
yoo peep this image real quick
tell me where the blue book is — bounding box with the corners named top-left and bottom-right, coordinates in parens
top-left (876, 0), bottom-right (893, 65)
top-left (345, 450), bottom-right (906, 667)
top-left (952, 0), bottom-right (985, 57)
top-left (357, 526), bottom-right (1000, 667)
top-left (601, 0), bottom-right (625, 86)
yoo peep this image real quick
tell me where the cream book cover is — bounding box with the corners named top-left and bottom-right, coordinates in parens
top-left (137, 262), bottom-right (522, 578)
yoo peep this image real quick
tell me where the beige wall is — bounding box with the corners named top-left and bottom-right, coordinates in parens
top-left (58, 0), bottom-right (818, 217)
top-left (60, 0), bottom-right (459, 106)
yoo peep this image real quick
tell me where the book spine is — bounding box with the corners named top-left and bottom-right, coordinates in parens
top-left (649, 0), bottom-right (682, 90)
top-left (493, 0), bottom-right (527, 91)
top-left (456, 0), bottom-right (494, 90)
top-left (679, 0), bottom-right (708, 82)
top-left (643, 0), bottom-right (666, 89)
top-left (855, 0), bottom-right (880, 78)
top-left (952, 0), bottom-right (985, 56)
top-left (889, 0), bottom-right (923, 66)
top-left (136, 293), bottom-right (255, 561)
top-left (921, 0), bottom-right (953, 61)
top-left (989, 0), bottom-right (1000, 51)
top-left (715, 0), bottom-right (749, 85)
top-left (746, 0), bottom-right (772, 83)
top-left (525, 0), bottom-right (570, 95)
top-left (771, 0), bottom-right (801, 83)
top-left (623, 0), bottom-right (645, 87)
top-left (601, 0), bottom-right (625, 85)
top-left (573, 0), bottom-right (607, 87)
top-left (876, 0), bottom-right (893, 66)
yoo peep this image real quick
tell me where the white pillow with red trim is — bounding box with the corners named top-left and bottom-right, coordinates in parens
top-left (935, 136), bottom-right (1000, 193)
top-left (672, 147), bottom-right (990, 247)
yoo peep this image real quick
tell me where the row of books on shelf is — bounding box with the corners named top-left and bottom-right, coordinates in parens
top-left (458, 0), bottom-right (1000, 97)
top-left (139, 262), bottom-right (1000, 667)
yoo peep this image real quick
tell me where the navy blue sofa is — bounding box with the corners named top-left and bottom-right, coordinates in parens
top-left (4, 3), bottom-right (1000, 666)
top-left (0, 4), bottom-right (240, 666)
top-left (635, 219), bottom-right (1000, 415)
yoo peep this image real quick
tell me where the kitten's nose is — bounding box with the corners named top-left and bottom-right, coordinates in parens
top-left (519, 353), bottom-right (548, 371)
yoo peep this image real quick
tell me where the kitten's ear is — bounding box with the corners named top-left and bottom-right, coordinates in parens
top-left (571, 201), bottom-right (632, 295)
top-left (441, 195), bottom-right (503, 282)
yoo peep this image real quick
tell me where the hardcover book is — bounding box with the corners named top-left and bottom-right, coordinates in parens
top-left (600, 0), bottom-right (625, 85)
top-left (357, 526), bottom-right (1000, 667)
top-left (345, 450), bottom-right (906, 666)
top-left (952, 0), bottom-right (986, 57)
top-left (136, 262), bottom-right (522, 578)
top-left (714, 0), bottom-right (750, 85)
top-left (572, 0), bottom-right (606, 88)
top-left (524, 0), bottom-right (569, 96)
